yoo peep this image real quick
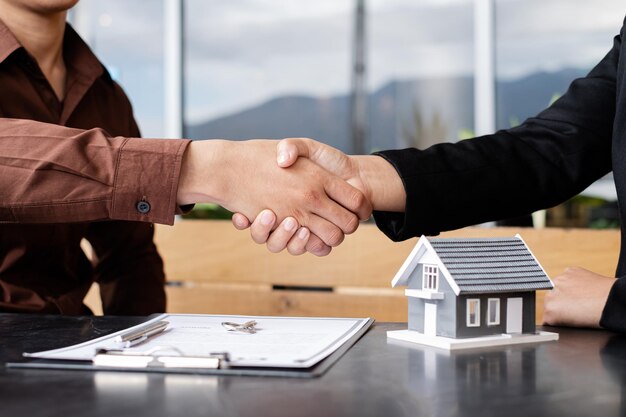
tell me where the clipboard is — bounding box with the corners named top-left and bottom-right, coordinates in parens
top-left (6, 315), bottom-right (374, 378)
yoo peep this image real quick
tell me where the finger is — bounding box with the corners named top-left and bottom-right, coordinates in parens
top-left (279, 139), bottom-right (369, 222)
top-left (277, 138), bottom-right (311, 168)
top-left (266, 217), bottom-right (299, 253)
top-left (324, 175), bottom-right (372, 222)
top-left (286, 227), bottom-right (310, 256)
top-left (250, 210), bottom-right (277, 244)
top-left (279, 138), bottom-right (349, 173)
top-left (305, 234), bottom-right (332, 257)
top-left (306, 214), bottom-right (345, 247)
top-left (304, 185), bottom-right (362, 234)
top-left (232, 213), bottom-right (251, 230)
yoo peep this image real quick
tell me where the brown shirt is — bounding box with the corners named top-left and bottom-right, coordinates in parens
top-left (0, 20), bottom-right (190, 315)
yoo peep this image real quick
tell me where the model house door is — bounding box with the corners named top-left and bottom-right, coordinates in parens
top-left (506, 297), bottom-right (523, 334)
top-left (424, 302), bottom-right (437, 336)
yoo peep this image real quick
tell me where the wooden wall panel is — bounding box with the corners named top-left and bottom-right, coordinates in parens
top-left (153, 221), bottom-right (414, 288)
top-left (84, 220), bottom-right (621, 324)
top-left (165, 284), bottom-right (407, 322)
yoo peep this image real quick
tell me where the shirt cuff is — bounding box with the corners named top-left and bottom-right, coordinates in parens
top-left (600, 277), bottom-right (626, 332)
top-left (111, 137), bottom-right (191, 225)
top-left (371, 149), bottom-right (441, 241)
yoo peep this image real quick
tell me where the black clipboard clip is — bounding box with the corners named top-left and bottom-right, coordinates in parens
top-left (93, 347), bottom-right (230, 370)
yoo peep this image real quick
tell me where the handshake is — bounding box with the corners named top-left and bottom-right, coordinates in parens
top-left (177, 138), bottom-right (406, 256)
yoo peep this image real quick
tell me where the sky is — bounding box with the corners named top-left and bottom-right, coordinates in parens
top-left (71, 0), bottom-right (626, 136)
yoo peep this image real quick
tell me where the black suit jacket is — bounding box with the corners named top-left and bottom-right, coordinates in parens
top-left (373, 15), bottom-right (626, 332)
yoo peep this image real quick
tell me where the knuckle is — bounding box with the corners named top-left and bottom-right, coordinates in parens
top-left (266, 241), bottom-right (284, 253)
top-left (302, 190), bottom-right (323, 209)
top-left (542, 303), bottom-right (554, 321)
top-left (251, 231), bottom-right (266, 245)
top-left (306, 238), bottom-right (329, 256)
top-left (343, 214), bottom-right (359, 234)
top-left (351, 190), bottom-right (366, 211)
top-left (542, 312), bottom-right (554, 326)
top-left (313, 246), bottom-right (332, 257)
top-left (290, 208), bottom-right (308, 225)
top-left (287, 244), bottom-right (305, 256)
top-left (325, 227), bottom-right (345, 247)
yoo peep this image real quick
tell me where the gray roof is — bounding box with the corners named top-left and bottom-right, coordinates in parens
top-left (429, 237), bottom-right (553, 294)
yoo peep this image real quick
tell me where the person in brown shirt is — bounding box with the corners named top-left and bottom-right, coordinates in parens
top-left (0, 0), bottom-right (371, 315)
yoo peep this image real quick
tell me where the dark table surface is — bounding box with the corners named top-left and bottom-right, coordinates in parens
top-left (1, 313), bottom-right (626, 417)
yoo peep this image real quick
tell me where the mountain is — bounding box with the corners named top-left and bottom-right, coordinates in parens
top-left (186, 68), bottom-right (588, 153)
top-left (496, 68), bottom-right (586, 128)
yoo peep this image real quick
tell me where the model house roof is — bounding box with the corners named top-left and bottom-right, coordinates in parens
top-left (392, 235), bottom-right (553, 295)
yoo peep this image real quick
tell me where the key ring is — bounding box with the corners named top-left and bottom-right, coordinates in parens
top-left (221, 320), bottom-right (258, 334)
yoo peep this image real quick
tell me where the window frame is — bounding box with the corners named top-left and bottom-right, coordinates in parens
top-left (422, 264), bottom-right (439, 291)
top-left (487, 298), bottom-right (500, 326)
top-left (466, 298), bottom-right (481, 327)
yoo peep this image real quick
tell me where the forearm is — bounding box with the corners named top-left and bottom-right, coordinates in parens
top-left (0, 118), bottom-right (189, 225)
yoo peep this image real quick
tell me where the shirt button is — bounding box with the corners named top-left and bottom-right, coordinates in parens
top-left (136, 201), bottom-right (151, 214)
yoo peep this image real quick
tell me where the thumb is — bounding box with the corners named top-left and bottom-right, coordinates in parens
top-left (277, 138), bottom-right (349, 176)
top-left (276, 138), bottom-right (315, 168)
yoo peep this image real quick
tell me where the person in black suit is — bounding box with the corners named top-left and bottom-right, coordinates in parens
top-left (232, 15), bottom-right (626, 333)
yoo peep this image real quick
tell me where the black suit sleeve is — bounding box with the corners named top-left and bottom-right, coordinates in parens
top-left (373, 27), bottom-right (617, 240)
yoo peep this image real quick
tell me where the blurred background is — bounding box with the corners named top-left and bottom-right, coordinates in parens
top-left (69, 0), bottom-right (624, 228)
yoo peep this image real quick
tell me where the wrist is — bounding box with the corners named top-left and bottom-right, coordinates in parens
top-left (354, 155), bottom-right (406, 212)
top-left (177, 140), bottom-right (232, 205)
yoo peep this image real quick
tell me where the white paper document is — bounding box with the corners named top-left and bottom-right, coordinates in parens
top-left (25, 314), bottom-right (371, 368)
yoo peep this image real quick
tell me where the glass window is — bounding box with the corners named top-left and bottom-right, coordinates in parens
top-left (467, 299), bottom-right (480, 327)
top-left (495, 0), bottom-right (624, 130)
top-left (422, 264), bottom-right (439, 291)
top-left (369, 0), bottom-right (474, 152)
top-left (487, 298), bottom-right (500, 325)
top-left (69, 0), bottom-right (165, 138)
top-left (183, 0), bottom-right (352, 150)
top-left (184, 0), bottom-right (474, 154)
top-left (494, 1), bottom-right (624, 227)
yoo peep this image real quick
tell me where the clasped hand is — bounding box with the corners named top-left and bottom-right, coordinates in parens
top-left (231, 138), bottom-right (369, 255)
top-left (178, 139), bottom-right (372, 256)
top-left (230, 138), bottom-right (406, 256)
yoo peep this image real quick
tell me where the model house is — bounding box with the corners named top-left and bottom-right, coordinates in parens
top-left (387, 234), bottom-right (559, 350)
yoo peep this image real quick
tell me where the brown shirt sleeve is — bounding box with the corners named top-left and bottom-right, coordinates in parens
top-left (0, 117), bottom-right (191, 225)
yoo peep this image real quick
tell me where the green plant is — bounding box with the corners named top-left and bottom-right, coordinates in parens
top-left (182, 203), bottom-right (233, 220)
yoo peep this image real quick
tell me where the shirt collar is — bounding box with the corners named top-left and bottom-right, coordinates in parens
top-left (0, 17), bottom-right (110, 84)
top-left (63, 23), bottom-right (110, 84)
top-left (0, 17), bottom-right (21, 64)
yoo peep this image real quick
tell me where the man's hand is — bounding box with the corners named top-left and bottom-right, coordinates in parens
top-left (232, 209), bottom-right (314, 256)
top-left (178, 139), bottom-right (372, 249)
top-left (232, 138), bottom-right (405, 255)
top-left (275, 138), bottom-right (405, 212)
top-left (233, 210), bottom-right (329, 256)
top-left (543, 266), bottom-right (615, 328)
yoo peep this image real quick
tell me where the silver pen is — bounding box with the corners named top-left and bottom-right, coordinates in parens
top-left (114, 320), bottom-right (169, 348)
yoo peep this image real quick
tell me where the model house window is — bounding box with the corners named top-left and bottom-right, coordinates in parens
top-left (487, 298), bottom-right (500, 325)
top-left (422, 265), bottom-right (439, 291)
top-left (467, 299), bottom-right (480, 327)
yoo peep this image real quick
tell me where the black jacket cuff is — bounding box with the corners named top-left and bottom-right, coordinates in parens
top-left (600, 277), bottom-right (626, 332)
